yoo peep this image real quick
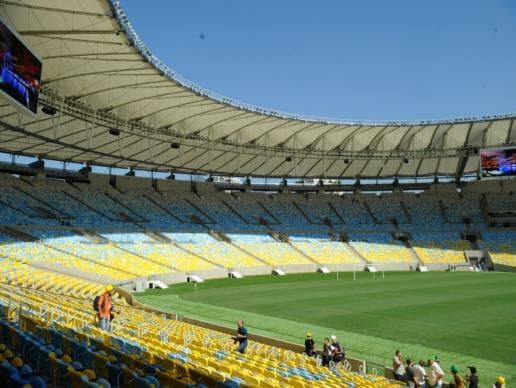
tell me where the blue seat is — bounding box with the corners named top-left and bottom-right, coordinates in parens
top-left (133, 375), bottom-right (159, 388)
top-left (106, 361), bottom-right (123, 387)
top-left (81, 374), bottom-right (100, 387)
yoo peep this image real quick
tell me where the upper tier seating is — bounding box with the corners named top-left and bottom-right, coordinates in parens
top-left (107, 191), bottom-right (182, 229)
top-left (294, 194), bottom-right (344, 225)
top-left (366, 195), bottom-right (409, 224)
top-left (223, 193), bottom-right (278, 225)
top-left (485, 192), bottom-right (516, 211)
top-left (439, 193), bottom-right (484, 223)
top-left (329, 196), bottom-right (375, 227)
top-left (401, 194), bottom-right (444, 227)
top-left (265, 194), bottom-right (316, 232)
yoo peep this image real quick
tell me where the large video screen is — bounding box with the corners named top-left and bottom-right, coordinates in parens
top-left (480, 147), bottom-right (516, 179)
top-left (0, 16), bottom-right (42, 116)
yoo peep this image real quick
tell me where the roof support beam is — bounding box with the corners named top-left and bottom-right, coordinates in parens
top-left (19, 30), bottom-right (119, 36)
top-left (454, 153), bottom-right (469, 184)
top-left (43, 66), bottom-right (154, 84)
top-left (1, 1), bottom-right (111, 18)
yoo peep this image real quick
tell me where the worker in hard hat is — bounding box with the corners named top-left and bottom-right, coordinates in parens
top-left (96, 285), bottom-right (114, 331)
top-left (304, 332), bottom-right (316, 357)
top-left (493, 376), bottom-right (505, 388)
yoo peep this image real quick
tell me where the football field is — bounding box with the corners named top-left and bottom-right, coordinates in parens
top-left (136, 271), bottom-right (516, 383)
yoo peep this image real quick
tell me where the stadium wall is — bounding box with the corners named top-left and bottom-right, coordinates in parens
top-left (116, 175), bottom-right (154, 191)
top-left (88, 173), bottom-right (110, 188)
top-left (493, 263), bottom-right (516, 272)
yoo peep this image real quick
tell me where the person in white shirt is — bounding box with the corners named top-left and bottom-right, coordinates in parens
top-left (393, 350), bottom-right (406, 381)
top-left (392, 350), bottom-right (406, 381)
top-left (413, 360), bottom-right (427, 388)
top-left (428, 358), bottom-right (444, 387)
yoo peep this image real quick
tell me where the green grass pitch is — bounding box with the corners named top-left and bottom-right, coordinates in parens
top-left (135, 271), bottom-right (516, 384)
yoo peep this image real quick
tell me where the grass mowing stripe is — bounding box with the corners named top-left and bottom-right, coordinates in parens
top-left (136, 271), bottom-right (516, 384)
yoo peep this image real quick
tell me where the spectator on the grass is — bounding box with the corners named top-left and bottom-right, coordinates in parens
top-left (304, 333), bottom-right (316, 357)
top-left (232, 319), bottom-right (248, 354)
top-left (413, 360), bottom-right (427, 388)
top-left (330, 335), bottom-right (344, 364)
top-left (321, 337), bottom-right (331, 367)
top-left (428, 358), bottom-right (445, 388)
top-left (450, 366), bottom-right (465, 388)
top-left (465, 366), bottom-right (478, 388)
top-left (493, 376), bottom-right (505, 388)
top-left (393, 350), bottom-right (406, 381)
top-left (406, 359), bottom-right (416, 388)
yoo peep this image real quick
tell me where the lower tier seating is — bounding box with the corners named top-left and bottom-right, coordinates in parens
top-left (478, 231), bottom-right (516, 266)
top-left (118, 242), bottom-right (216, 272)
top-left (292, 242), bottom-right (362, 264)
top-left (234, 242), bottom-right (313, 266)
top-left (179, 241), bottom-right (263, 269)
top-left (0, 284), bottom-right (398, 387)
top-left (411, 232), bottom-right (469, 264)
top-left (0, 258), bottom-right (126, 303)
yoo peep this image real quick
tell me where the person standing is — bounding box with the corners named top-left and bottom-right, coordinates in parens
top-left (406, 359), bottom-right (416, 388)
top-left (493, 376), bottom-right (505, 388)
top-left (304, 333), bottom-right (316, 357)
top-left (321, 337), bottom-right (331, 367)
top-left (450, 366), bottom-right (465, 388)
top-left (413, 360), bottom-right (427, 388)
top-left (329, 335), bottom-right (344, 364)
top-left (393, 350), bottom-right (406, 381)
top-left (428, 358), bottom-right (445, 388)
top-left (233, 319), bottom-right (248, 354)
top-left (97, 285), bottom-right (114, 331)
top-left (465, 366), bottom-right (478, 388)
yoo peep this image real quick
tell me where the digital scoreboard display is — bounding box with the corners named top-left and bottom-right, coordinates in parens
top-left (0, 16), bottom-right (42, 117)
top-left (480, 147), bottom-right (516, 179)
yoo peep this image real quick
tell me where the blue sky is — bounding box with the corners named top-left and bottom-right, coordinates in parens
top-left (121, 0), bottom-right (516, 122)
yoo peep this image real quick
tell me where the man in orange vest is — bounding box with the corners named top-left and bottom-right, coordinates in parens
top-left (98, 285), bottom-right (114, 331)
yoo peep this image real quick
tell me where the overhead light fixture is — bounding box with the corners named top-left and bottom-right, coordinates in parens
top-left (344, 159), bottom-right (349, 164)
top-left (170, 142), bottom-right (180, 149)
top-left (285, 156), bottom-right (292, 162)
top-left (42, 106), bottom-right (57, 116)
top-left (109, 128), bottom-right (120, 136)
top-left (403, 158), bottom-right (409, 163)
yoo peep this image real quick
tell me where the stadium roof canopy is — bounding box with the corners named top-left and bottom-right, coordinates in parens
top-left (1, 0), bottom-right (516, 179)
